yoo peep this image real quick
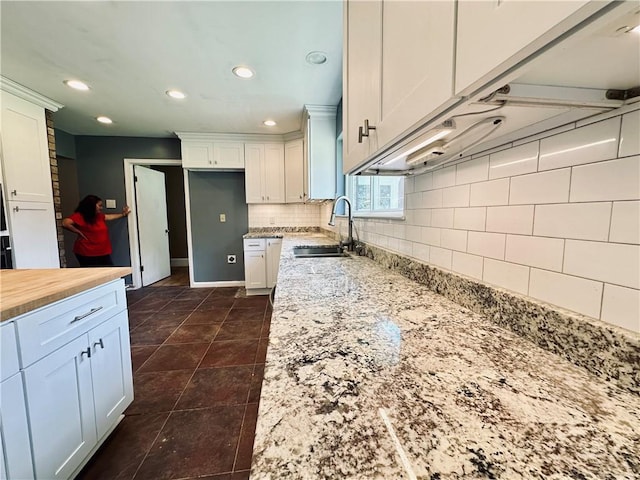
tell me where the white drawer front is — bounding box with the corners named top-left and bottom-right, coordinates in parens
top-left (243, 238), bottom-right (266, 251)
top-left (16, 279), bottom-right (126, 367)
top-left (1, 322), bottom-right (20, 381)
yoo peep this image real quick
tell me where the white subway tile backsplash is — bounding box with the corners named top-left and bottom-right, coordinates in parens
top-left (422, 227), bottom-right (441, 246)
top-left (405, 176), bottom-right (415, 194)
top-left (413, 243), bottom-right (430, 263)
top-left (442, 184), bottom-right (470, 207)
top-left (610, 201), bottom-right (640, 244)
top-left (618, 109), bottom-right (640, 158)
top-left (430, 247), bottom-right (452, 270)
top-left (483, 258), bottom-right (530, 295)
top-left (454, 207), bottom-right (486, 231)
top-left (456, 156), bottom-right (489, 185)
top-left (452, 251), bottom-right (483, 280)
top-left (486, 205), bottom-right (534, 235)
top-left (509, 168), bottom-right (571, 205)
top-left (413, 209), bottom-right (432, 227)
top-left (431, 208), bottom-right (454, 228)
top-left (601, 284), bottom-right (640, 333)
top-left (423, 189), bottom-right (443, 208)
top-left (433, 165), bottom-right (456, 189)
top-left (468, 231), bottom-right (506, 260)
top-left (394, 224), bottom-right (407, 240)
top-left (539, 117), bottom-right (620, 171)
top-left (506, 234), bottom-right (564, 271)
top-left (570, 156), bottom-right (640, 202)
top-left (564, 240), bottom-right (640, 289)
top-left (529, 269), bottom-right (603, 319)
top-left (406, 225), bottom-right (422, 243)
top-left (470, 178), bottom-right (510, 206)
top-left (489, 141), bottom-right (539, 179)
top-left (441, 229), bottom-right (468, 252)
top-left (534, 202), bottom-right (611, 241)
top-left (414, 172), bottom-right (433, 192)
top-left (406, 192), bottom-right (422, 210)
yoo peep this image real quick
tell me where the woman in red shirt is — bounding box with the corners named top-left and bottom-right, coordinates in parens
top-left (62, 194), bottom-right (130, 267)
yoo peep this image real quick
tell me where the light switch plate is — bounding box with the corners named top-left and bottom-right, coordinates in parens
top-left (220, 213), bottom-right (226, 222)
top-left (106, 199), bottom-right (116, 209)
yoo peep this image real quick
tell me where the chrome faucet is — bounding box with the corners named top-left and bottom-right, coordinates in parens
top-left (328, 195), bottom-right (354, 251)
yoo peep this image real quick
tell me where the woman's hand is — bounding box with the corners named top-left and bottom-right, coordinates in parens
top-left (122, 206), bottom-right (131, 217)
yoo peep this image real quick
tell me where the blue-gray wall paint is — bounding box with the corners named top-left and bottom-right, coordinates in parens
top-left (54, 129), bottom-right (76, 159)
top-left (188, 171), bottom-right (247, 282)
top-left (74, 136), bottom-right (181, 267)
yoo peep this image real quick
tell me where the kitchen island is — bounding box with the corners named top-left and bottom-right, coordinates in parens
top-left (251, 233), bottom-right (639, 479)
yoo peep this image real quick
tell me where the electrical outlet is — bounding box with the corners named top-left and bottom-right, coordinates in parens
top-left (227, 254), bottom-right (236, 264)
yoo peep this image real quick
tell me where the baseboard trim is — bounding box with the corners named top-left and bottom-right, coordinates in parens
top-left (171, 257), bottom-right (189, 267)
top-left (190, 280), bottom-right (245, 288)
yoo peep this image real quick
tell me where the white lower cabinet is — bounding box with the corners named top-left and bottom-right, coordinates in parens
top-left (2, 278), bottom-right (134, 480)
top-left (243, 237), bottom-right (282, 294)
top-left (24, 310), bottom-right (132, 479)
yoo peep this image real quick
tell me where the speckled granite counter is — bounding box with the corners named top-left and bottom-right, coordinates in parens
top-left (251, 233), bottom-right (639, 479)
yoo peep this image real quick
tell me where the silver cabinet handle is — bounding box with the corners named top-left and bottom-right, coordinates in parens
top-left (13, 206), bottom-right (46, 212)
top-left (71, 306), bottom-right (103, 324)
top-left (94, 338), bottom-right (104, 349)
top-left (358, 119), bottom-right (376, 143)
top-left (11, 189), bottom-right (17, 196)
top-left (81, 348), bottom-right (91, 359)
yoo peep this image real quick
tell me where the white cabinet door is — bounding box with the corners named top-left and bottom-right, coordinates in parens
top-left (7, 200), bottom-right (59, 268)
top-left (455, 0), bottom-right (596, 95)
top-left (89, 311), bottom-right (133, 440)
top-left (213, 142), bottom-right (245, 168)
top-left (305, 108), bottom-right (337, 200)
top-left (343, 0), bottom-right (382, 174)
top-left (182, 142), bottom-right (213, 168)
top-left (264, 143), bottom-right (285, 203)
top-left (285, 139), bottom-right (305, 203)
top-left (244, 144), bottom-right (264, 203)
top-left (0, 373), bottom-right (34, 480)
top-left (266, 238), bottom-right (282, 288)
top-left (244, 250), bottom-right (266, 289)
top-left (25, 334), bottom-right (96, 480)
top-left (0, 91), bottom-right (52, 203)
top-left (376, 0), bottom-right (457, 148)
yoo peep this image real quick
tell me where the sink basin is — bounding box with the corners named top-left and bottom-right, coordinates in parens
top-left (293, 245), bottom-right (349, 258)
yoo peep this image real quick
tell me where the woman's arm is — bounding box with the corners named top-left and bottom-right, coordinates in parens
top-left (62, 218), bottom-right (88, 240)
top-left (105, 206), bottom-right (131, 222)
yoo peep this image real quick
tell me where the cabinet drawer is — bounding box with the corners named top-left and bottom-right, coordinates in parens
top-left (16, 279), bottom-right (126, 367)
top-left (1, 322), bottom-right (20, 381)
top-left (243, 238), bottom-right (266, 251)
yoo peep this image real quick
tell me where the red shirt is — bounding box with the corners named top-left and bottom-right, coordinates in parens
top-left (70, 212), bottom-right (112, 256)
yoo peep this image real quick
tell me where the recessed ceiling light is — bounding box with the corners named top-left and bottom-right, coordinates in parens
top-left (96, 116), bottom-right (113, 124)
top-left (166, 90), bottom-right (186, 99)
top-left (64, 79), bottom-right (90, 91)
top-left (306, 51), bottom-right (328, 65)
top-left (232, 66), bottom-right (254, 78)
top-left (263, 120), bottom-right (277, 127)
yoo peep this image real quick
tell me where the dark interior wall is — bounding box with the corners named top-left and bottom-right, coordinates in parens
top-left (188, 171), bottom-right (247, 282)
top-left (54, 129), bottom-right (76, 159)
top-left (57, 156), bottom-right (81, 267)
top-left (151, 165), bottom-right (188, 258)
top-left (74, 136), bottom-right (181, 266)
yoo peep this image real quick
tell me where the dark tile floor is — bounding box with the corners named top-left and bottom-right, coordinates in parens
top-left (76, 283), bottom-right (271, 480)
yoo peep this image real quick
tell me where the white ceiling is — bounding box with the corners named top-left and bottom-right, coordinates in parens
top-left (0, 1), bottom-right (343, 138)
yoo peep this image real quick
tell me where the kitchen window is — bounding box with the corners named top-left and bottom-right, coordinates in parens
top-left (346, 175), bottom-right (405, 218)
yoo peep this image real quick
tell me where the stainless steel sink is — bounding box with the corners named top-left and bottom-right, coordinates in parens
top-left (293, 245), bottom-right (349, 258)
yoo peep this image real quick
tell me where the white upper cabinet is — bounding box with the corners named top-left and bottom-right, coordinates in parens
top-left (179, 135), bottom-right (245, 170)
top-left (343, 0), bottom-right (457, 174)
top-left (455, 0), bottom-right (599, 95)
top-left (284, 139), bottom-right (305, 203)
top-left (304, 105), bottom-right (337, 200)
top-left (8, 199), bottom-right (59, 268)
top-left (0, 90), bottom-right (53, 203)
top-left (244, 143), bottom-right (285, 204)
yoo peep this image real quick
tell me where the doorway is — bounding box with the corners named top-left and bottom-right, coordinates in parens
top-left (124, 158), bottom-right (184, 289)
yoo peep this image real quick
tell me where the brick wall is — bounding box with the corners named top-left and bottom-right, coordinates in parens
top-left (46, 110), bottom-right (65, 267)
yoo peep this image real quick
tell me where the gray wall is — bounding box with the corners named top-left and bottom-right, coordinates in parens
top-left (151, 165), bottom-right (188, 259)
top-left (188, 171), bottom-right (247, 282)
top-left (74, 135), bottom-right (181, 267)
top-left (54, 129), bottom-right (76, 159)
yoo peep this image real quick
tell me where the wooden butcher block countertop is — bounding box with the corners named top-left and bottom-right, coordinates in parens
top-left (0, 267), bottom-right (131, 321)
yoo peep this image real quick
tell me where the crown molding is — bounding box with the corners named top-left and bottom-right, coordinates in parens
top-left (0, 76), bottom-right (63, 112)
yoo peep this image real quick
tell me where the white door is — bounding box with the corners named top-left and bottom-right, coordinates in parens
top-left (134, 165), bottom-right (171, 286)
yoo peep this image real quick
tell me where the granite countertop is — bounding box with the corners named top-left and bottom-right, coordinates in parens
top-left (0, 267), bottom-right (131, 321)
top-left (244, 232), bottom-right (284, 239)
top-left (251, 234), bottom-right (639, 479)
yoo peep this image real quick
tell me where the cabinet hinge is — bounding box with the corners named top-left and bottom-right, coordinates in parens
top-left (134, 176), bottom-right (138, 182)
top-left (140, 265), bottom-right (144, 272)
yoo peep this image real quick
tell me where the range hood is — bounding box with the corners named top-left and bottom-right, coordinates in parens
top-left (354, 2), bottom-right (640, 176)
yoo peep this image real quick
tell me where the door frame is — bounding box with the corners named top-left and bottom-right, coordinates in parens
top-left (124, 158), bottom-right (181, 289)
